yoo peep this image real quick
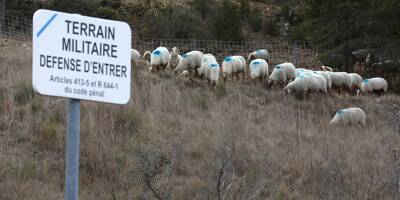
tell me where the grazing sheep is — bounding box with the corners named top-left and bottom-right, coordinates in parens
top-left (320, 65), bottom-right (334, 72)
top-left (142, 50), bottom-right (151, 69)
top-left (198, 54), bottom-right (220, 85)
top-left (205, 63), bottom-right (220, 86)
top-left (249, 59), bottom-right (269, 82)
top-left (131, 49), bottom-right (141, 62)
top-left (198, 54), bottom-right (216, 78)
top-left (150, 47), bottom-right (171, 72)
top-left (360, 77), bottom-right (388, 95)
top-left (247, 49), bottom-right (270, 64)
top-left (284, 73), bottom-right (327, 98)
top-left (169, 47), bottom-right (182, 70)
top-left (295, 68), bottom-right (313, 77)
top-left (349, 73), bottom-right (363, 95)
top-left (329, 107), bottom-right (366, 126)
top-left (329, 72), bottom-right (352, 95)
top-left (314, 71), bottom-right (332, 92)
top-left (221, 56), bottom-right (246, 82)
top-left (268, 62), bottom-right (296, 86)
top-left (173, 50), bottom-right (204, 78)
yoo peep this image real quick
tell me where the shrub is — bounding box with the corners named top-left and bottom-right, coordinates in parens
top-left (16, 162), bottom-right (36, 181)
top-left (13, 82), bottom-right (35, 106)
top-left (37, 118), bottom-right (59, 150)
top-left (248, 8), bottom-right (263, 32)
top-left (191, 92), bottom-right (209, 110)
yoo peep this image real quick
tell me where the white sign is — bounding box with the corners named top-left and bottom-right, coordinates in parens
top-left (32, 9), bottom-right (131, 104)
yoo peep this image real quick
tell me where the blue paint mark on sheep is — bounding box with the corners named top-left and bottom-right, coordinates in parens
top-left (182, 54), bottom-right (188, 58)
top-left (224, 57), bottom-right (232, 62)
top-left (153, 50), bottom-right (161, 56)
top-left (253, 61), bottom-right (260, 65)
top-left (275, 65), bottom-right (281, 69)
top-left (363, 79), bottom-right (369, 83)
top-left (337, 109), bottom-right (347, 116)
top-left (209, 64), bottom-right (219, 68)
top-left (298, 75), bottom-right (305, 79)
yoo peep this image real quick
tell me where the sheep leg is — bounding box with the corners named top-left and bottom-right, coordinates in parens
top-left (236, 73), bottom-right (240, 81)
top-left (242, 71), bottom-right (246, 80)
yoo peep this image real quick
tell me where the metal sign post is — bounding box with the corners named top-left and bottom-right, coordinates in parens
top-left (65, 99), bottom-right (80, 200)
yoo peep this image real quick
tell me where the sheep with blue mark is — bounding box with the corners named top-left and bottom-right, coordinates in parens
top-left (173, 50), bottom-right (204, 78)
top-left (198, 54), bottom-right (220, 85)
top-left (221, 55), bottom-right (246, 82)
top-left (249, 59), bottom-right (269, 83)
top-left (349, 73), bottom-right (363, 95)
top-left (268, 62), bottom-right (296, 87)
top-left (329, 107), bottom-right (366, 126)
top-left (149, 47), bottom-right (171, 72)
top-left (198, 54), bottom-right (216, 78)
top-left (168, 47), bottom-right (182, 71)
top-left (360, 77), bottom-right (388, 96)
top-left (328, 72), bottom-right (352, 95)
top-left (295, 68), bottom-right (313, 77)
top-left (247, 49), bottom-right (270, 64)
top-left (283, 73), bottom-right (327, 98)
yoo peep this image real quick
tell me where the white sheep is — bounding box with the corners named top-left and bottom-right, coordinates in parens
top-left (221, 55), bottom-right (246, 82)
top-left (142, 50), bottom-right (151, 69)
top-left (349, 73), bottom-right (363, 95)
top-left (284, 73), bottom-right (327, 98)
top-left (295, 68), bottom-right (313, 77)
top-left (205, 64), bottom-right (220, 86)
top-left (131, 49), bottom-right (141, 62)
top-left (198, 54), bottom-right (216, 78)
top-left (268, 62), bottom-right (296, 86)
top-left (328, 72), bottom-right (352, 95)
top-left (329, 107), bottom-right (366, 126)
top-left (249, 59), bottom-right (269, 82)
top-left (360, 77), bottom-right (388, 95)
top-left (173, 50), bottom-right (204, 78)
top-left (313, 71), bottom-right (332, 92)
top-left (150, 47), bottom-right (171, 72)
top-left (168, 47), bottom-right (182, 70)
top-left (247, 49), bottom-right (270, 64)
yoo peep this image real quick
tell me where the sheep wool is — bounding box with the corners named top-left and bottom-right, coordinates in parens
top-left (247, 49), bottom-right (270, 63)
top-left (131, 49), bottom-right (141, 62)
top-left (360, 77), bottom-right (388, 94)
top-left (349, 73), bottom-right (363, 90)
top-left (169, 47), bottom-right (182, 70)
top-left (221, 55), bottom-right (246, 81)
top-left (329, 72), bottom-right (352, 91)
top-left (249, 59), bottom-right (269, 81)
top-left (314, 71), bottom-right (332, 91)
top-left (329, 107), bottom-right (366, 126)
top-left (199, 54), bottom-right (220, 85)
top-left (173, 50), bottom-right (204, 75)
top-left (150, 47), bottom-right (171, 71)
top-left (269, 62), bottom-right (296, 85)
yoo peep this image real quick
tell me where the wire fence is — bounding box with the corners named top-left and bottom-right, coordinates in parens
top-left (0, 14), bottom-right (318, 67)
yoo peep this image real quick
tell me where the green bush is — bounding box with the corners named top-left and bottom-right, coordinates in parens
top-left (248, 8), bottom-right (263, 32)
top-left (16, 162), bottom-right (36, 181)
top-left (37, 119), bottom-right (59, 150)
top-left (191, 92), bottom-right (209, 111)
top-left (97, 6), bottom-right (120, 20)
top-left (13, 82), bottom-right (35, 106)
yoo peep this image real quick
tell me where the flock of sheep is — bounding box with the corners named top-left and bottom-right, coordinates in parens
top-left (131, 47), bottom-right (389, 126)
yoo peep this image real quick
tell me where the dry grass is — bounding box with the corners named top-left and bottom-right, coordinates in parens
top-left (1, 39), bottom-right (400, 199)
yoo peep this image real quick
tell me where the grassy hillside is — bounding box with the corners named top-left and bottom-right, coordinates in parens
top-left (1, 40), bottom-right (400, 199)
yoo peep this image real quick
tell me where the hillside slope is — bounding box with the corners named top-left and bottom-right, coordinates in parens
top-left (1, 40), bottom-right (400, 199)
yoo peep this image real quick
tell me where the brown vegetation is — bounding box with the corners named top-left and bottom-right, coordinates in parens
top-left (1, 40), bottom-right (400, 199)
